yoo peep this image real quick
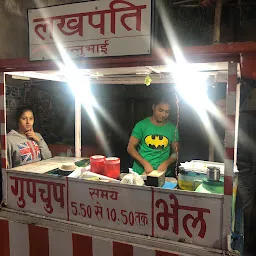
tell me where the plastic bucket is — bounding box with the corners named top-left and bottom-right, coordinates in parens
top-left (90, 155), bottom-right (105, 175)
top-left (104, 157), bottom-right (120, 179)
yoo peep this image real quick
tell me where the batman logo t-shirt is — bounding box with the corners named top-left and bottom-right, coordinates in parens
top-left (131, 117), bottom-right (179, 175)
top-left (145, 135), bottom-right (169, 149)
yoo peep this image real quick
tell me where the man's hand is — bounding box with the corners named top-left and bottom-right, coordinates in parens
top-left (157, 162), bottom-right (168, 173)
top-left (143, 161), bottom-right (153, 174)
top-left (128, 136), bottom-right (154, 174)
top-left (25, 128), bottom-right (40, 143)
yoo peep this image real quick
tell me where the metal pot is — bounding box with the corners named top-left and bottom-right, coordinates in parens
top-left (207, 166), bottom-right (220, 181)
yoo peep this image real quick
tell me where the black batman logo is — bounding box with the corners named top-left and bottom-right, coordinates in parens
top-left (145, 135), bottom-right (169, 149)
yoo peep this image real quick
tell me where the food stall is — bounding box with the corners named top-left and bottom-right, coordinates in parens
top-left (0, 0), bottom-right (252, 255)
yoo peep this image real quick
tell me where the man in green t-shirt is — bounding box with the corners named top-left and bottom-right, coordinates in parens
top-left (127, 97), bottom-right (179, 177)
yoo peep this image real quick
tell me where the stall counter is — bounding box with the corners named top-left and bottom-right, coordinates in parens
top-left (8, 156), bottom-right (86, 174)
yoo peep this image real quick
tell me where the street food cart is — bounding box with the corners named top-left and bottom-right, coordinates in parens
top-left (1, 0), bottom-right (256, 255)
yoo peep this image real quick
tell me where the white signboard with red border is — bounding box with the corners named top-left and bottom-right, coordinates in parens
top-left (28, 0), bottom-right (152, 61)
top-left (7, 170), bottom-right (224, 249)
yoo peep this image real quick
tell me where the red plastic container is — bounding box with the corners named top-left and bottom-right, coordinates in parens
top-left (104, 157), bottom-right (120, 179)
top-left (90, 155), bottom-right (105, 174)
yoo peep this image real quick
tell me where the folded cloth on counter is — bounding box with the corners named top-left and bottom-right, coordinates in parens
top-left (121, 171), bottom-right (144, 186)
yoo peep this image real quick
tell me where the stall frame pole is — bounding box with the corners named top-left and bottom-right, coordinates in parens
top-left (75, 98), bottom-right (81, 158)
top-left (0, 73), bottom-right (7, 205)
top-left (222, 62), bottom-right (239, 250)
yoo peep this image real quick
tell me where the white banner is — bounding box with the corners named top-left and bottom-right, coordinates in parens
top-left (28, 0), bottom-right (152, 61)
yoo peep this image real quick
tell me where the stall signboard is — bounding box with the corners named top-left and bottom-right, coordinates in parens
top-left (7, 171), bottom-right (224, 249)
top-left (68, 179), bottom-right (152, 236)
top-left (28, 0), bottom-right (152, 61)
top-left (7, 171), bottom-right (68, 220)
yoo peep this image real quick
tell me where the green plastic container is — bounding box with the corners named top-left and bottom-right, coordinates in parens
top-left (195, 179), bottom-right (224, 194)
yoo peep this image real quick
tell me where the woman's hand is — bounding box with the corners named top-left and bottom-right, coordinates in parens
top-left (26, 129), bottom-right (40, 143)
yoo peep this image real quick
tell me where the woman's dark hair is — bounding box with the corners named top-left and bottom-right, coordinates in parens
top-left (16, 106), bottom-right (34, 124)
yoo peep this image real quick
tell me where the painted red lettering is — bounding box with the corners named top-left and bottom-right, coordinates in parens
top-left (155, 199), bottom-right (172, 231)
top-left (87, 205), bottom-right (92, 218)
top-left (121, 210), bottom-right (128, 225)
top-left (80, 203), bottom-right (87, 217)
top-left (71, 201), bottom-right (78, 216)
top-left (129, 212), bottom-right (134, 226)
top-left (155, 194), bottom-right (210, 239)
top-left (71, 201), bottom-right (92, 219)
top-left (106, 208), bottom-right (117, 222)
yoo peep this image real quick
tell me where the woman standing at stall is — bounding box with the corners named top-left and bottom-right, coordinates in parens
top-left (7, 107), bottom-right (52, 169)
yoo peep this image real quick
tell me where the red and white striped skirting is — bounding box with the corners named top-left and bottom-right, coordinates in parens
top-left (0, 219), bottom-right (180, 256)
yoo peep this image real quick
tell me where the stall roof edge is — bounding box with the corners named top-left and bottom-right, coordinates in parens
top-left (1, 42), bottom-right (256, 72)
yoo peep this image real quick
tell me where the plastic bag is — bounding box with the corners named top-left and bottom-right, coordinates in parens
top-left (121, 170), bottom-right (144, 186)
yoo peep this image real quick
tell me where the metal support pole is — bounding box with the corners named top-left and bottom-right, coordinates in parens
top-left (0, 73), bottom-right (7, 205)
top-left (208, 142), bottom-right (214, 161)
top-left (234, 82), bottom-right (240, 168)
top-left (222, 62), bottom-right (239, 250)
top-left (213, 0), bottom-right (222, 43)
top-left (75, 98), bottom-right (81, 158)
top-left (210, 0), bottom-right (223, 159)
